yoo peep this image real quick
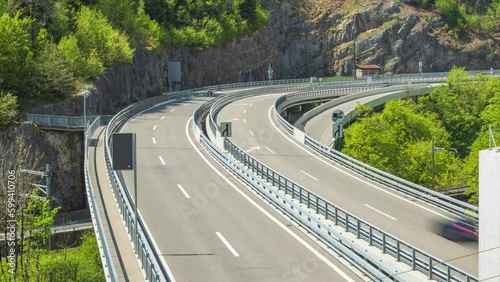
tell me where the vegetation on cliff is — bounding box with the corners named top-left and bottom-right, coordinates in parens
top-left (341, 67), bottom-right (500, 203)
top-left (399, 0), bottom-right (500, 35)
top-left (0, 0), bottom-right (269, 128)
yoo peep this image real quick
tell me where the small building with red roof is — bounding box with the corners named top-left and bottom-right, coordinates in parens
top-left (356, 64), bottom-right (382, 79)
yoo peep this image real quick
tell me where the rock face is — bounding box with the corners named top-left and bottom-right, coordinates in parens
top-left (164, 0), bottom-right (499, 88)
top-left (19, 0), bottom-right (499, 212)
top-left (19, 48), bottom-right (163, 211)
top-left (31, 48), bottom-right (163, 116)
top-left (2, 123), bottom-right (85, 212)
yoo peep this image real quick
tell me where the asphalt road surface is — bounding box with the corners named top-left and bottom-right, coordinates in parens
top-left (119, 95), bottom-right (365, 282)
top-left (217, 93), bottom-right (478, 276)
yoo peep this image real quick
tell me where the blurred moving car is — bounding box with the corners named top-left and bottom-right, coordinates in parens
top-left (441, 218), bottom-right (478, 241)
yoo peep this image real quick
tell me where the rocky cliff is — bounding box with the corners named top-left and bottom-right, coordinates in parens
top-left (165, 0), bottom-right (499, 88)
top-left (32, 48), bottom-right (163, 116)
top-left (15, 48), bottom-right (163, 212)
top-left (17, 0), bottom-right (499, 213)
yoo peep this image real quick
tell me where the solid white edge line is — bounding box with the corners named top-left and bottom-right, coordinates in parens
top-left (185, 117), bottom-right (355, 282)
top-left (215, 232), bottom-right (240, 257)
top-left (249, 130), bottom-right (254, 136)
top-left (365, 204), bottom-right (397, 221)
top-left (159, 156), bottom-right (166, 166)
top-left (153, 125), bottom-right (157, 130)
top-left (267, 105), bottom-right (453, 221)
top-left (177, 184), bottom-right (191, 199)
top-left (265, 147), bottom-right (276, 154)
top-left (300, 170), bottom-right (319, 181)
top-left (137, 208), bottom-right (177, 282)
top-left (152, 137), bottom-right (156, 144)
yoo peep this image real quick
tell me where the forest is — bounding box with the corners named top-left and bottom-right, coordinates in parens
top-left (400, 0), bottom-right (500, 35)
top-left (0, 0), bottom-right (268, 129)
top-left (342, 67), bottom-right (500, 204)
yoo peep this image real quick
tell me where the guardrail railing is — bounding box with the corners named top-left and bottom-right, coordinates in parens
top-left (205, 80), bottom-right (478, 281)
top-left (193, 99), bottom-right (395, 281)
top-left (273, 86), bottom-right (479, 219)
top-left (223, 137), bottom-right (476, 282)
top-left (28, 114), bottom-right (114, 128)
top-left (84, 117), bottom-right (118, 281)
top-left (83, 70), bottom-right (493, 280)
top-left (104, 95), bottom-right (176, 282)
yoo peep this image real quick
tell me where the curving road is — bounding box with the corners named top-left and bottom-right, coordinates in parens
top-left (118, 95), bottom-right (364, 281)
top-left (217, 93), bottom-right (478, 276)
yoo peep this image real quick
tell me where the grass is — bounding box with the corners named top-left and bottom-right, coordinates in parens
top-left (0, 231), bottom-right (105, 282)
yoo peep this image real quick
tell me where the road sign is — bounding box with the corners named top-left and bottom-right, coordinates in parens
top-left (112, 133), bottom-right (134, 170)
top-left (331, 110), bottom-right (345, 123)
top-left (220, 122), bottom-right (232, 137)
top-left (333, 123), bottom-right (343, 138)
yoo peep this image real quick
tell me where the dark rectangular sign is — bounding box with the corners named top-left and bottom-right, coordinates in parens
top-left (112, 133), bottom-right (134, 170)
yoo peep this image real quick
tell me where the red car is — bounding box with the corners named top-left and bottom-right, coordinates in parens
top-left (441, 218), bottom-right (478, 241)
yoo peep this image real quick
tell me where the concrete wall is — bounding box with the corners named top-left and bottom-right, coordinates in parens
top-left (479, 149), bottom-right (500, 282)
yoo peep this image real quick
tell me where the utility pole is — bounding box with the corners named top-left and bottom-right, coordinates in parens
top-left (431, 137), bottom-right (458, 190)
top-left (432, 136), bottom-right (435, 190)
top-left (352, 16), bottom-right (357, 79)
top-left (20, 164), bottom-right (53, 249)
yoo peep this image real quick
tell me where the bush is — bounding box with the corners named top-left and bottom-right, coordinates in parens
top-left (0, 91), bottom-right (18, 129)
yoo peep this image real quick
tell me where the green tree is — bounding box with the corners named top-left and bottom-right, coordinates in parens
top-left (418, 67), bottom-right (488, 157)
top-left (435, 0), bottom-right (467, 34)
top-left (0, 91), bottom-right (18, 129)
top-left (0, 13), bottom-right (34, 98)
top-left (343, 99), bottom-right (452, 187)
top-left (75, 6), bottom-right (134, 69)
top-left (47, 1), bottom-right (70, 41)
top-left (34, 39), bottom-right (76, 99)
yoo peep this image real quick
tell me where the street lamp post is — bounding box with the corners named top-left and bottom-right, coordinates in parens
top-left (431, 136), bottom-right (458, 190)
top-left (83, 91), bottom-right (91, 129)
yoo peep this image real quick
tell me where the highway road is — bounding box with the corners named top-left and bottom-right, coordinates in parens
top-left (304, 93), bottom-right (391, 145)
top-left (217, 93), bottom-right (478, 276)
top-left (117, 95), bottom-right (365, 281)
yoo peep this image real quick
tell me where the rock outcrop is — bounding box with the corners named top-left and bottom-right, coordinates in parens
top-left (19, 0), bottom-right (499, 213)
top-left (164, 0), bottom-right (499, 88)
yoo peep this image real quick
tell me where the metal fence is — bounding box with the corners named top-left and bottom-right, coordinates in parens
top-left (82, 70), bottom-right (493, 280)
top-left (273, 86), bottom-right (479, 219)
top-left (28, 114), bottom-right (113, 128)
top-left (84, 117), bottom-right (118, 281)
top-left (204, 79), bottom-right (479, 281)
top-left (223, 138), bottom-right (476, 282)
top-left (103, 95), bottom-right (175, 282)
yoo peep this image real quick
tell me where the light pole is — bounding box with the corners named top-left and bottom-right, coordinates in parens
top-left (83, 91), bottom-right (91, 129)
top-left (267, 63), bottom-right (273, 84)
top-left (431, 136), bottom-right (458, 190)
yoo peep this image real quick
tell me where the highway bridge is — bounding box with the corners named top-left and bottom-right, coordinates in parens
top-left (30, 71), bottom-right (497, 281)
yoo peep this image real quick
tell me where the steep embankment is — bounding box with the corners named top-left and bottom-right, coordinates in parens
top-left (165, 0), bottom-right (499, 88)
top-left (17, 0), bottom-right (499, 213)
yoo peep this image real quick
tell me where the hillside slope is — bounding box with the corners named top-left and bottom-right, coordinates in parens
top-left (168, 0), bottom-right (499, 87)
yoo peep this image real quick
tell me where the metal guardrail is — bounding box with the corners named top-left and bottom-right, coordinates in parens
top-left (82, 70), bottom-right (493, 280)
top-left (28, 114), bottom-right (114, 128)
top-left (193, 100), bottom-right (395, 281)
top-left (274, 86), bottom-right (479, 219)
top-left (104, 95), bottom-right (175, 282)
top-left (84, 117), bottom-right (118, 281)
top-left (205, 78), bottom-right (481, 281)
top-left (222, 138), bottom-right (476, 282)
